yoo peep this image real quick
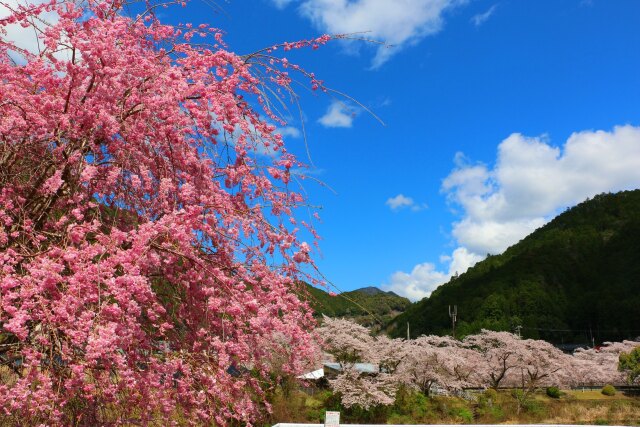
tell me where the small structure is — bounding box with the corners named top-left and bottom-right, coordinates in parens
top-left (297, 368), bottom-right (325, 380)
top-left (298, 362), bottom-right (378, 381)
top-left (322, 362), bottom-right (377, 379)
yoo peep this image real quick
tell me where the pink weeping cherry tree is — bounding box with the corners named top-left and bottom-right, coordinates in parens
top-left (0, 0), bottom-right (337, 424)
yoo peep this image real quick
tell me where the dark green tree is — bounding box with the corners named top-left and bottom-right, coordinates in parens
top-left (619, 346), bottom-right (640, 384)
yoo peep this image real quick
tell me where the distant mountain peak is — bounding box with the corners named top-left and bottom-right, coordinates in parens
top-left (301, 283), bottom-right (411, 330)
top-left (352, 286), bottom-right (385, 295)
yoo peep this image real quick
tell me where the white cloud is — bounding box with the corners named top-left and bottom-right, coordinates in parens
top-left (470, 4), bottom-right (497, 27)
top-left (450, 218), bottom-right (546, 256)
top-left (291, 166), bottom-right (325, 177)
top-left (384, 262), bottom-right (447, 302)
top-left (384, 124), bottom-right (640, 301)
top-left (271, 0), bottom-right (295, 8)
top-left (386, 194), bottom-right (428, 211)
top-left (447, 246), bottom-right (483, 277)
top-left (444, 125), bottom-right (640, 255)
top-left (297, 0), bottom-right (467, 68)
top-left (386, 194), bottom-right (414, 210)
top-left (318, 100), bottom-right (356, 128)
top-left (383, 247), bottom-right (482, 300)
top-left (275, 126), bottom-right (302, 138)
top-left (0, 0), bottom-right (63, 63)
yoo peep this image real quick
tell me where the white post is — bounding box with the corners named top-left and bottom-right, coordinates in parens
top-left (324, 410), bottom-right (340, 427)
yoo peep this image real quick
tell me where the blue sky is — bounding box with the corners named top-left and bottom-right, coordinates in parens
top-left (205, 0), bottom-right (640, 300)
top-left (6, 0), bottom-right (637, 300)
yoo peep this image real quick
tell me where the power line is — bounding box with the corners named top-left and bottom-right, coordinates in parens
top-left (522, 326), bottom-right (640, 334)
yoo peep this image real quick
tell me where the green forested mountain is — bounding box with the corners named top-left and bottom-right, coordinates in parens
top-left (303, 284), bottom-right (411, 328)
top-left (387, 190), bottom-right (640, 344)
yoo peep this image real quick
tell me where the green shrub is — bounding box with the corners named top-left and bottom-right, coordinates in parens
top-left (618, 346), bottom-right (640, 384)
top-left (387, 413), bottom-right (414, 424)
top-left (484, 388), bottom-right (498, 402)
top-left (523, 399), bottom-right (545, 415)
top-left (475, 388), bottom-right (506, 422)
top-left (392, 387), bottom-right (434, 421)
top-left (477, 390), bottom-right (496, 409)
top-left (448, 406), bottom-right (474, 423)
top-left (546, 386), bottom-right (561, 398)
top-left (484, 405), bottom-right (504, 421)
top-left (340, 403), bottom-right (391, 424)
top-left (601, 384), bottom-right (616, 396)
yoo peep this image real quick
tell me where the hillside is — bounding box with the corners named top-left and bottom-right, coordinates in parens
top-left (387, 190), bottom-right (640, 344)
top-left (303, 284), bottom-right (411, 328)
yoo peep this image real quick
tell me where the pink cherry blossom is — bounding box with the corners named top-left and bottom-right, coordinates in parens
top-left (0, 0), bottom-right (335, 424)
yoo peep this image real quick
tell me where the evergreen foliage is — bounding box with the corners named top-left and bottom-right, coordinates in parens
top-left (619, 346), bottom-right (640, 384)
top-left (546, 387), bottom-right (561, 399)
top-left (388, 190), bottom-right (640, 344)
top-left (601, 385), bottom-right (616, 396)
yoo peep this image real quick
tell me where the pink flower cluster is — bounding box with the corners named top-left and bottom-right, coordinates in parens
top-left (0, 0), bottom-right (331, 424)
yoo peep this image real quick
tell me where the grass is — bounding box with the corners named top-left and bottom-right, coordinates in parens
top-left (540, 399), bottom-right (640, 425)
top-left (267, 387), bottom-right (640, 426)
top-left (2, 368), bottom-right (639, 426)
top-left (565, 389), bottom-right (634, 400)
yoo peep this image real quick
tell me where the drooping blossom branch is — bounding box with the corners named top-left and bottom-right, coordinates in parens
top-left (0, 0), bottom-right (337, 424)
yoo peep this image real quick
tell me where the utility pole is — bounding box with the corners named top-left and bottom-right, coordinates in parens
top-left (449, 305), bottom-right (457, 339)
top-left (407, 322), bottom-right (410, 340)
top-left (515, 325), bottom-right (522, 339)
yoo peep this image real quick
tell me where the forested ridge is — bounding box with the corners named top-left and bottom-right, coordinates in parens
top-left (387, 190), bottom-right (640, 344)
top-left (303, 284), bottom-right (411, 328)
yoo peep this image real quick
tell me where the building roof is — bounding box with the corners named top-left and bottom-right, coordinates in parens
top-left (297, 368), bottom-right (325, 380)
top-left (323, 362), bottom-right (377, 373)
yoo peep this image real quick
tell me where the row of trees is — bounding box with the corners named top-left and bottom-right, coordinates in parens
top-left (317, 318), bottom-right (640, 410)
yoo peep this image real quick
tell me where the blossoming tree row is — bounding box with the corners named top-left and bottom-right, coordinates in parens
top-left (317, 317), bottom-right (640, 409)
